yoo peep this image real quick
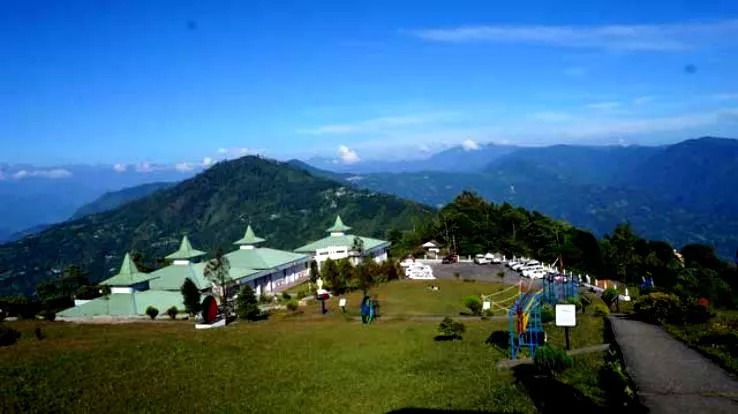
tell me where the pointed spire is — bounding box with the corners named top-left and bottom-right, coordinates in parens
top-left (326, 215), bottom-right (352, 233)
top-left (234, 225), bottom-right (266, 245)
top-left (165, 235), bottom-right (206, 260)
top-left (118, 253), bottom-right (139, 275)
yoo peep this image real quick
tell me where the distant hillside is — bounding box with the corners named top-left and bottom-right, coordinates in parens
top-left (0, 157), bottom-right (434, 296)
top-left (295, 137), bottom-right (738, 258)
top-left (71, 182), bottom-right (176, 220)
top-left (305, 143), bottom-right (517, 174)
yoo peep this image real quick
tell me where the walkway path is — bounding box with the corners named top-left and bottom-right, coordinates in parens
top-left (609, 315), bottom-right (738, 414)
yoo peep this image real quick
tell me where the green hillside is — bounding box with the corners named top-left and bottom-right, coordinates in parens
top-left (70, 182), bottom-right (176, 220)
top-left (0, 156), bottom-right (434, 296)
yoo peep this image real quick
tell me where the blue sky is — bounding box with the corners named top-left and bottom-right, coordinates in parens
top-left (3, 0), bottom-right (738, 168)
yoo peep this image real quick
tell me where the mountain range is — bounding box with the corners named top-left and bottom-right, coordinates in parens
top-left (0, 156), bottom-right (433, 296)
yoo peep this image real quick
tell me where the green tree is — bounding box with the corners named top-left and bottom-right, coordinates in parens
top-left (204, 249), bottom-right (232, 310)
top-left (308, 260), bottom-right (319, 292)
top-left (335, 259), bottom-right (354, 294)
top-left (351, 236), bottom-right (365, 257)
top-left (180, 278), bottom-right (202, 317)
top-left (603, 223), bottom-right (641, 284)
top-left (321, 258), bottom-right (341, 293)
top-left (355, 258), bottom-right (377, 295)
top-left (236, 285), bottom-right (261, 320)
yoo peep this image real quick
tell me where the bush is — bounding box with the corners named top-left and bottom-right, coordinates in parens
top-left (146, 306), bottom-right (159, 320)
top-left (497, 270), bottom-right (506, 279)
top-left (0, 325), bottom-right (21, 347)
top-left (438, 317), bottom-right (465, 339)
top-left (601, 288), bottom-right (619, 310)
top-left (592, 303), bottom-right (610, 317)
top-left (464, 296), bottom-right (482, 316)
top-left (296, 289), bottom-right (307, 300)
top-left (167, 306), bottom-right (178, 320)
top-left (453, 272), bottom-right (460, 280)
top-left (286, 300), bottom-right (299, 312)
top-left (281, 292), bottom-right (292, 301)
top-left (534, 345), bottom-right (573, 375)
top-left (237, 286), bottom-right (263, 321)
top-left (599, 359), bottom-right (636, 407)
top-left (685, 298), bottom-right (714, 323)
top-left (40, 310), bottom-right (56, 321)
top-left (541, 304), bottom-right (555, 323)
top-left (634, 292), bottom-right (683, 324)
top-left (259, 294), bottom-right (271, 304)
top-left (565, 297), bottom-right (582, 311)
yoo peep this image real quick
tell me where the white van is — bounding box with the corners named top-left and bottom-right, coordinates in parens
top-left (474, 254), bottom-right (490, 265)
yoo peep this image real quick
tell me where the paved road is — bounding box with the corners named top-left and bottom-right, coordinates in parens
top-left (609, 315), bottom-right (738, 414)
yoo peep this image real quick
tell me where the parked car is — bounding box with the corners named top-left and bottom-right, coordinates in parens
top-left (441, 255), bottom-right (458, 264)
top-left (474, 254), bottom-right (491, 265)
top-left (527, 270), bottom-right (547, 279)
top-left (522, 266), bottom-right (544, 277)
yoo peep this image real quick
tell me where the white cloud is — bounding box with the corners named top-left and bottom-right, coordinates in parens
top-left (202, 157), bottom-right (215, 167)
top-left (586, 101), bottom-right (621, 110)
top-left (407, 20), bottom-right (738, 51)
top-left (563, 67), bottom-right (587, 77)
top-left (217, 147), bottom-right (263, 159)
top-left (337, 145), bottom-right (360, 164)
top-left (461, 139), bottom-right (480, 151)
top-left (298, 112), bottom-right (458, 135)
top-left (113, 163), bottom-right (127, 173)
top-left (174, 162), bottom-right (195, 173)
top-left (10, 169), bottom-right (72, 179)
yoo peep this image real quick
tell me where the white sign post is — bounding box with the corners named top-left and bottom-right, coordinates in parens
top-left (339, 298), bottom-right (347, 312)
top-left (555, 304), bottom-right (577, 350)
top-left (482, 301), bottom-right (491, 311)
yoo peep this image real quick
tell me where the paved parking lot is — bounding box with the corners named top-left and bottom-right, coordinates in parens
top-left (428, 262), bottom-right (542, 289)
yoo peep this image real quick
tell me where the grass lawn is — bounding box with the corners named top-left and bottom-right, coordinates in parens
top-left (0, 280), bottom-right (615, 413)
top-left (319, 279), bottom-right (516, 317)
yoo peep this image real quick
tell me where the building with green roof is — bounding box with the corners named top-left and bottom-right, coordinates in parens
top-left (225, 225), bottom-right (310, 296)
top-left (294, 215), bottom-right (390, 270)
top-left (58, 229), bottom-right (312, 319)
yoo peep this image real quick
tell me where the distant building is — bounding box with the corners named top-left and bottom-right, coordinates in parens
top-left (294, 215), bottom-right (390, 270)
top-left (421, 240), bottom-right (441, 259)
top-left (58, 227), bottom-right (311, 319)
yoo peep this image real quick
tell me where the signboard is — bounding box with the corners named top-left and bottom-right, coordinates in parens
top-left (482, 301), bottom-right (491, 311)
top-left (339, 298), bottom-right (347, 307)
top-left (555, 304), bottom-right (576, 327)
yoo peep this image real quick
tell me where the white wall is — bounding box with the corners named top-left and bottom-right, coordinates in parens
top-left (111, 287), bottom-right (133, 294)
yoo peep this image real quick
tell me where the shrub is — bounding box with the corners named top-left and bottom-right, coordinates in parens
top-left (286, 300), bottom-right (299, 312)
top-left (685, 298), bottom-right (714, 324)
top-left (497, 270), bottom-right (506, 279)
top-left (438, 317), bottom-right (466, 339)
top-left (453, 272), bottom-right (460, 280)
top-left (167, 306), bottom-right (178, 320)
top-left (0, 325), bottom-right (21, 347)
top-left (601, 288), bottom-right (619, 310)
top-left (599, 359), bottom-right (635, 407)
top-left (541, 304), bottom-right (555, 323)
top-left (565, 297), bottom-right (582, 311)
top-left (281, 292), bottom-right (292, 301)
top-left (40, 309), bottom-right (56, 321)
top-left (634, 292), bottom-right (683, 324)
top-left (296, 289), bottom-right (307, 300)
top-left (534, 345), bottom-right (572, 375)
top-left (180, 278), bottom-right (201, 316)
top-left (259, 294), bottom-right (270, 304)
top-left (237, 286), bottom-right (263, 321)
top-left (146, 306), bottom-right (159, 320)
top-left (464, 296), bottom-right (482, 316)
top-left (592, 303), bottom-right (610, 317)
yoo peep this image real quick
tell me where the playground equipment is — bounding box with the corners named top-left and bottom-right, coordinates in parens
top-left (360, 296), bottom-right (376, 324)
top-left (542, 272), bottom-right (578, 305)
top-left (508, 289), bottom-right (544, 360)
top-left (481, 282), bottom-right (522, 313)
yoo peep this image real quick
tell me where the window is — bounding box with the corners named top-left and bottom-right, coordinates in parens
top-left (283, 269), bottom-right (287, 277)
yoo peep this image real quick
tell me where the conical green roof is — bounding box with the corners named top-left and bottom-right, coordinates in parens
top-left (165, 235), bottom-right (206, 260)
top-left (118, 252), bottom-right (139, 275)
top-left (326, 215), bottom-right (352, 233)
top-left (100, 252), bottom-right (158, 286)
top-left (234, 225), bottom-right (266, 245)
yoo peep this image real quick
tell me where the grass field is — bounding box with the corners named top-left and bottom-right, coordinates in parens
top-left (1, 280), bottom-right (614, 414)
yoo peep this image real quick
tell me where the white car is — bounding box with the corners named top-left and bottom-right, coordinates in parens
top-left (522, 266), bottom-right (544, 277)
top-left (474, 254), bottom-right (490, 265)
top-left (527, 270), bottom-right (548, 279)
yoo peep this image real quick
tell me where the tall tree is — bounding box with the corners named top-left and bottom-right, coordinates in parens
top-left (603, 223), bottom-right (640, 283)
top-left (321, 258), bottom-right (341, 294)
top-left (180, 277), bottom-right (201, 317)
top-left (204, 249), bottom-right (232, 308)
top-left (355, 258), bottom-right (377, 295)
top-left (308, 260), bottom-right (319, 292)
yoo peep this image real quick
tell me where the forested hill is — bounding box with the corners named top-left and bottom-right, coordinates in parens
top-left (0, 156), bottom-right (434, 296)
top-left (70, 182), bottom-right (176, 220)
